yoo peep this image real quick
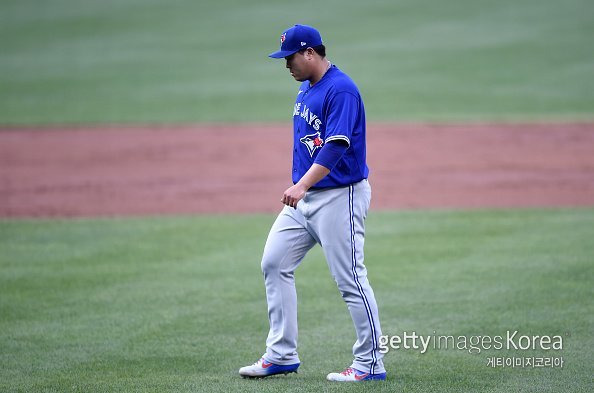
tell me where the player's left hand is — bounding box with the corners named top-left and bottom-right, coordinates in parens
top-left (282, 184), bottom-right (307, 209)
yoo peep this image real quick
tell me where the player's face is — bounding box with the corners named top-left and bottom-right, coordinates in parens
top-left (285, 51), bottom-right (310, 82)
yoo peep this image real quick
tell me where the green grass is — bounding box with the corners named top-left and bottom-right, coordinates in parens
top-left (1, 0), bottom-right (593, 124)
top-left (1, 208), bottom-right (593, 392)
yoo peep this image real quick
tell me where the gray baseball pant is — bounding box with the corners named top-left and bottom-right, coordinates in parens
top-left (261, 179), bottom-right (385, 374)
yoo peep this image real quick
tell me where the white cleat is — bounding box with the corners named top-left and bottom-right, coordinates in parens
top-left (326, 367), bottom-right (386, 382)
top-left (239, 357), bottom-right (300, 378)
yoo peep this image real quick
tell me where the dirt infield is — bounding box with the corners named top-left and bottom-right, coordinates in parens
top-left (1, 123), bottom-right (593, 217)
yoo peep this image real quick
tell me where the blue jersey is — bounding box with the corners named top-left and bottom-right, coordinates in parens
top-left (291, 65), bottom-right (369, 188)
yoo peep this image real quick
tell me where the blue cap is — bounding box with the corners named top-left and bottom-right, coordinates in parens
top-left (268, 24), bottom-right (323, 58)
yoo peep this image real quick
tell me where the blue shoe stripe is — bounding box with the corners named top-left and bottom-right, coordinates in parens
top-left (361, 372), bottom-right (386, 381)
top-left (265, 363), bottom-right (300, 375)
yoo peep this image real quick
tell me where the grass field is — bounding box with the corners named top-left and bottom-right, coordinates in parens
top-left (1, 209), bottom-right (592, 392)
top-left (1, 0), bottom-right (593, 124)
top-left (1, 0), bottom-right (592, 391)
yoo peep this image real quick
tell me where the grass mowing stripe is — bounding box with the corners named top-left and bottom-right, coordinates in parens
top-left (0, 208), bottom-right (592, 392)
top-left (1, 0), bottom-right (593, 124)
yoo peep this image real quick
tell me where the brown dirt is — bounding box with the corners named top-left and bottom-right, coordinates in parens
top-left (1, 123), bottom-right (593, 218)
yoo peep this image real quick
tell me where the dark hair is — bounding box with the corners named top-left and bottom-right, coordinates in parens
top-left (299, 44), bottom-right (326, 58)
top-left (312, 44), bottom-right (326, 57)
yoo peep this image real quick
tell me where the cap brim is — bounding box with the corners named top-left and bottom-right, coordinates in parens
top-left (268, 49), bottom-right (298, 59)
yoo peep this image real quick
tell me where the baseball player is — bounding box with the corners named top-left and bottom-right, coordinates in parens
top-left (239, 24), bottom-right (386, 382)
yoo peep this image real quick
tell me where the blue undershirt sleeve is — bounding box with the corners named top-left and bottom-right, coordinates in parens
top-left (313, 140), bottom-right (348, 171)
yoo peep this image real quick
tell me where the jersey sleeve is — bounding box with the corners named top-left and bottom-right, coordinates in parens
top-left (324, 91), bottom-right (359, 147)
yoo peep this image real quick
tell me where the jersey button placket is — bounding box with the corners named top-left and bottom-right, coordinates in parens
top-left (294, 125), bottom-right (299, 171)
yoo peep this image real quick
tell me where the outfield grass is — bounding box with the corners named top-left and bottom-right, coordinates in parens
top-left (1, 0), bottom-right (593, 124)
top-left (1, 208), bottom-right (592, 392)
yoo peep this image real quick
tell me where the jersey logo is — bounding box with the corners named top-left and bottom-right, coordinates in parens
top-left (300, 131), bottom-right (324, 157)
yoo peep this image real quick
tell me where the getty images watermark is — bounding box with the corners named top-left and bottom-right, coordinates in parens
top-left (379, 330), bottom-right (565, 368)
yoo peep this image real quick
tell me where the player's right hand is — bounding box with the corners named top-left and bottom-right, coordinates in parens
top-left (281, 184), bottom-right (307, 209)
